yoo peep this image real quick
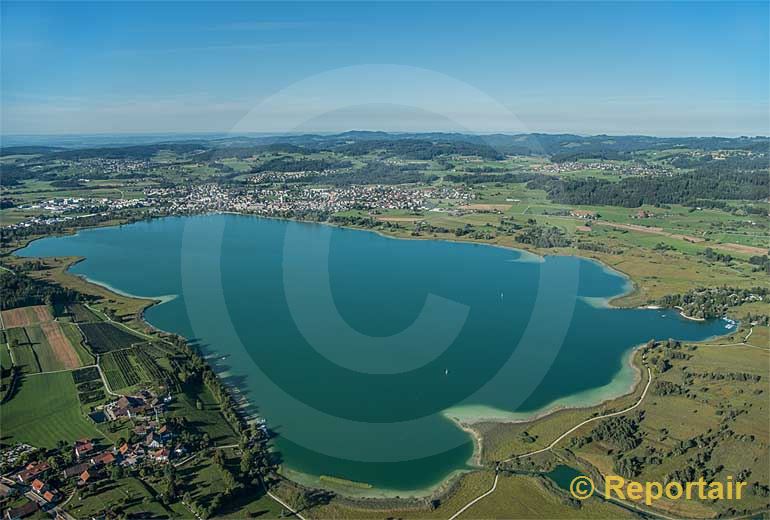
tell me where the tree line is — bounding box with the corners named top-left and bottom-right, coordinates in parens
top-left (250, 157), bottom-right (352, 173)
top-left (528, 161), bottom-right (768, 207)
top-left (0, 271), bottom-right (83, 310)
top-left (657, 286), bottom-right (769, 319)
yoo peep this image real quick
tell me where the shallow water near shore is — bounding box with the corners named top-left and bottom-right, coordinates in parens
top-left (17, 214), bottom-right (729, 494)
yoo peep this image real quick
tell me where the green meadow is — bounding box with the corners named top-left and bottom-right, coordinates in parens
top-left (0, 371), bottom-right (102, 447)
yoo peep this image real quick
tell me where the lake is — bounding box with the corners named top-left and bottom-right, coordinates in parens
top-left (544, 465), bottom-right (582, 492)
top-left (16, 214), bottom-right (729, 494)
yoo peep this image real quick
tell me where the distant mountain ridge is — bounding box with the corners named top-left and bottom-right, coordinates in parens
top-left (1, 131), bottom-right (768, 158)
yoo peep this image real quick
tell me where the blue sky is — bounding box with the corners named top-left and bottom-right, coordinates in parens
top-left (1, 1), bottom-right (767, 136)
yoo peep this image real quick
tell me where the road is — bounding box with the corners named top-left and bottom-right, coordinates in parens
top-left (267, 491), bottom-right (308, 520)
top-left (503, 365), bottom-right (652, 462)
top-left (93, 353), bottom-right (121, 396)
top-left (447, 467), bottom-right (500, 520)
top-left (25, 365), bottom-right (97, 377)
top-left (705, 327), bottom-right (768, 351)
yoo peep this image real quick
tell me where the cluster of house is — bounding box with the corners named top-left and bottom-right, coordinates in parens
top-left (535, 160), bottom-right (670, 177)
top-left (7, 197), bottom-right (148, 231)
top-left (632, 209), bottom-right (655, 219)
top-left (28, 478), bottom-right (58, 506)
top-left (1, 459), bottom-right (59, 519)
top-left (66, 427), bottom-right (176, 483)
top-left (103, 392), bottom-right (167, 422)
top-left (4, 212), bottom-right (107, 231)
top-left (570, 209), bottom-right (598, 220)
top-left (66, 157), bottom-right (153, 176)
top-left (0, 421), bottom-right (180, 519)
top-left (143, 182), bottom-right (474, 218)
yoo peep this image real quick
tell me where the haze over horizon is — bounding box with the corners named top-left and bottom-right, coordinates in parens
top-left (2, 2), bottom-right (768, 137)
top-left (1, 129), bottom-right (768, 146)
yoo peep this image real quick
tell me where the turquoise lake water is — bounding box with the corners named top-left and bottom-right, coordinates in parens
top-left (544, 465), bottom-right (583, 492)
top-left (16, 214), bottom-right (729, 494)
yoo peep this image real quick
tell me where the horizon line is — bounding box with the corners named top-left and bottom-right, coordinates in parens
top-left (1, 129), bottom-right (768, 141)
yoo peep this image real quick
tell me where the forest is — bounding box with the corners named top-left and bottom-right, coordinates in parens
top-left (0, 271), bottom-right (83, 310)
top-left (529, 157), bottom-right (769, 207)
top-left (309, 161), bottom-right (433, 186)
top-left (250, 157), bottom-right (352, 173)
top-left (657, 286), bottom-right (770, 319)
top-left (333, 138), bottom-right (505, 160)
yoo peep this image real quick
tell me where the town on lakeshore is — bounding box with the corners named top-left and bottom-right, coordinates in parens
top-left (1, 1), bottom-right (768, 519)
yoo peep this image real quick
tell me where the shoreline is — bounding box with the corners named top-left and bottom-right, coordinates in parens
top-left (453, 421), bottom-right (485, 468)
top-left (443, 345), bottom-right (645, 469)
top-left (674, 306), bottom-right (707, 322)
top-left (222, 211), bottom-right (644, 310)
top-left (278, 465), bottom-right (471, 501)
top-left (70, 265), bottom-right (178, 305)
top-left (6, 211), bottom-right (731, 500)
top-left (443, 344), bottom-right (644, 428)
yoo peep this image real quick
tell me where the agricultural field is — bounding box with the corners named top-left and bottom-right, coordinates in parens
top-left (0, 343), bottom-right (13, 401)
top-left (4, 325), bottom-right (31, 348)
top-left (99, 344), bottom-right (169, 392)
top-left (6, 327), bottom-right (42, 374)
top-left (70, 366), bottom-right (107, 407)
top-left (76, 379), bottom-right (106, 406)
top-left (3, 321), bottom-right (85, 372)
top-left (7, 345), bottom-right (41, 374)
top-left (61, 321), bottom-right (95, 364)
top-left (70, 365), bottom-right (108, 406)
top-left (0, 371), bottom-right (102, 447)
top-left (72, 365), bottom-right (102, 384)
top-left (1, 256), bottom-right (155, 331)
top-left (0, 343), bottom-right (11, 375)
top-left (79, 322), bottom-right (144, 353)
top-left (0, 304), bottom-right (52, 328)
top-left (100, 348), bottom-right (144, 390)
top-left (22, 325), bottom-right (62, 372)
top-left (67, 302), bottom-right (102, 323)
top-left (25, 321), bottom-right (84, 371)
top-left (132, 343), bottom-right (170, 382)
